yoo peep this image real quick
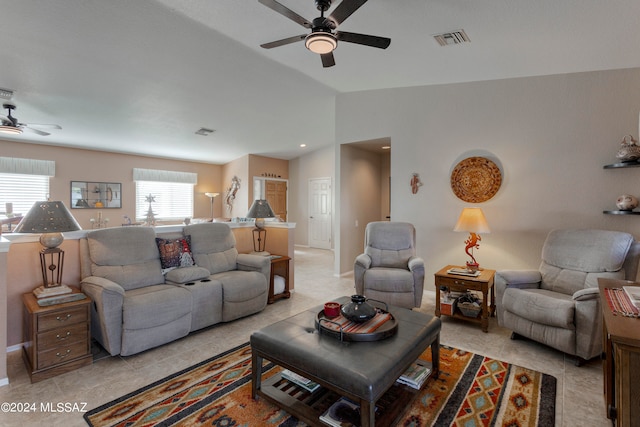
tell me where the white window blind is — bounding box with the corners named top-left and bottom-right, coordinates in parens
top-left (0, 173), bottom-right (50, 215)
top-left (133, 169), bottom-right (196, 221)
top-left (0, 157), bottom-right (53, 216)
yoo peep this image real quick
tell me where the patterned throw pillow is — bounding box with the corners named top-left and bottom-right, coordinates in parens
top-left (156, 236), bottom-right (195, 273)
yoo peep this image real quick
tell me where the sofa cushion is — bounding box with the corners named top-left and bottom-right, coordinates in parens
top-left (364, 268), bottom-right (414, 292)
top-left (503, 287), bottom-right (575, 329)
top-left (87, 227), bottom-right (164, 290)
top-left (165, 266), bottom-right (211, 284)
top-left (156, 236), bottom-right (195, 272)
top-left (542, 229), bottom-right (633, 272)
top-left (364, 222), bottom-right (415, 269)
top-left (185, 223), bottom-right (239, 274)
top-left (123, 285), bottom-right (192, 330)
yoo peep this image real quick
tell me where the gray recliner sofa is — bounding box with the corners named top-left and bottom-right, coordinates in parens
top-left (79, 223), bottom-right (270, 356)
top-left (495, 228), bottom-right (640, 364)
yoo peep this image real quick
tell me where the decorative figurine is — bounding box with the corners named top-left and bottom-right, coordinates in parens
top-left (616, 135), bottom-right (640, 162)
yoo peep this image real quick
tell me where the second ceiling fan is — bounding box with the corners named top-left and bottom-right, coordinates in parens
top-left (258, 0), bottom-right (391, 68)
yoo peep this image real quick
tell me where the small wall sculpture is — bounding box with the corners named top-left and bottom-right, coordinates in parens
top-left (410, 173), bottom-right (423, 194)
top-left (225, 176), bottom-right (241, 213)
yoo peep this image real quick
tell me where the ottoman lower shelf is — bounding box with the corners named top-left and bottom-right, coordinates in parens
top-left (257, 370), bottom-right (433, 427)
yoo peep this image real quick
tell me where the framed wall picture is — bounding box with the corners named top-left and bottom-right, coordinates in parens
top-left (71, 181), bottom-right (121, 209)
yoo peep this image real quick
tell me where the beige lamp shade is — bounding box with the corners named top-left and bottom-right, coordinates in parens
top-left (453, 207), bottom-right (490, 234)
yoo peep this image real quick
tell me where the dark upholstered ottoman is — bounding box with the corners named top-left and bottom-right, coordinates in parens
top-left (251, 296), bottom-right (441, 427)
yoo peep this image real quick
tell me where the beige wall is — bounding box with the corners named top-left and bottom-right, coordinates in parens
top-left (288, 145), bottom-right (334, 247)
top-left (0, 140), bottom-right (224, 227)
top-left (221, 155), bottom-right (249, 218)
top-left (335, 67), bottom-right (640, 279)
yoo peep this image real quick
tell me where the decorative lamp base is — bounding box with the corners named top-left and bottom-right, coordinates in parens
top-left (465, 261), bottom-right (480, 273)
top-left (33, 284), bottom-right (73, 299)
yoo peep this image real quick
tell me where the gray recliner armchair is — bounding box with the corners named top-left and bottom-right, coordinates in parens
top-left (496, 228), bottom-right (640, 364)
top-left (354, 221), bottom-right (424, 309)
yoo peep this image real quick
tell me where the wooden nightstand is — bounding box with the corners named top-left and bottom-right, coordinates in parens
top-left (22, 286), bottom-right (92, 382)
top-left (268, 255), bottom-right (291, 304)
top-left (434, 265), bottom-right (496, 332)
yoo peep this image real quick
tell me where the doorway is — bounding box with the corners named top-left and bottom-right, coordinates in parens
top-left (308, 177), bottom-right (332, 249)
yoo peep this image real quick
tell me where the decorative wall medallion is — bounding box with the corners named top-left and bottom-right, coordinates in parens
top-left (450, 157), bottom-right (502, 203)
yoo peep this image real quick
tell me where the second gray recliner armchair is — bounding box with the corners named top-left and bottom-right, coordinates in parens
top-left (495, 228), bottom-right (640, 365)
top-left (354, 221), bottom-right (424, 309)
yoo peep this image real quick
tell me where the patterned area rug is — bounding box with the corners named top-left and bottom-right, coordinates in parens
top-left (84, 342), bottom-right (556, 427)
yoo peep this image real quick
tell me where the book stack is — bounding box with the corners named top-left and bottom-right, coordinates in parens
top-left (396, 362), bottom-right (431, 390)
top-left (319, 397), bottom-right (363, 427)
top-left (446, 267), bottom-right (481, 277)
top-left (281, 369), bottom-right (320, 393)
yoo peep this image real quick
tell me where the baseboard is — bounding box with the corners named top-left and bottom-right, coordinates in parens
top-left (0, 377), bottom-right (8, 387)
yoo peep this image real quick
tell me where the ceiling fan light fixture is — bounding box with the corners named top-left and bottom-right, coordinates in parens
top-left (305, 32), bottom-right (337, 54)
top-left (0, 125), bottom-right (22, 135)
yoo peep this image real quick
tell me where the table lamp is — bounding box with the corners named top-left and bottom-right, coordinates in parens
top-left (246, 199), bottom-right (275, 255)
top-left (205, 192), bottom-right (219, 220)
top-left (453, 207), bottom-right (490, 272)
top-left (14, 201), bottom-right (82, 298)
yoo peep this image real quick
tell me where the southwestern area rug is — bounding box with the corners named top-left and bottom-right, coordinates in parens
top-left (84, 342), bottom-right (556, 427)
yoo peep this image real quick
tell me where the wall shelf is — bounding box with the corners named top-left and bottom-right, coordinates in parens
top-left (603, 162), bottom-right (640, 169)
top-left (603, 210), bottom-right (640, 215)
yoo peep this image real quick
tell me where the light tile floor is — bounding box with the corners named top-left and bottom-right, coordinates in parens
top-left (0, 247), bottom-right (609, 426)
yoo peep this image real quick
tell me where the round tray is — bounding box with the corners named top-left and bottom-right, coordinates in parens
top-left (315, 309), bottom-right (398, 342)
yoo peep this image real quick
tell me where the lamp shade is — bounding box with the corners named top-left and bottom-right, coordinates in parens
top-left (247, 199), bottom-right (275, 219)
top-left (14, 201), bottom-right (81, 236)
top-left (453, 207), bottom-right (490, 234)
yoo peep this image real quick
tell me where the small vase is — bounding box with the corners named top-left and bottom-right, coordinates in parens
top-left (340, 295), bottom-right (376, 323)
top-left (616, 194), bottom-right (638, 211)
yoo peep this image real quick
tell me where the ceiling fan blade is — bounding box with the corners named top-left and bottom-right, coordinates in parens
top-left (327, 0), bottom-right (368, 27)
top-left (260, 34), bottom-right (306, 49)
top-left (23, 123), bottom-right (62, 129)
top-left (321, 52), bottom-right (335, 68)
top-left (258, 0), bottom-right (311, 28)
top-left (22, 127), bottom-right (50, 136)
top-left (336, 31), bottom-right (390, 49)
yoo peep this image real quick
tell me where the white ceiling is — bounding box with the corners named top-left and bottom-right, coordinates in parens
top-left (2, 0), bottom-right (640, 164)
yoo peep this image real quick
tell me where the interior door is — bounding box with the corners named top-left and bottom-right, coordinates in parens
top-left (308, 178), bottom-right (332, 249)
top-left (265, 180), bottom-right (287, 221)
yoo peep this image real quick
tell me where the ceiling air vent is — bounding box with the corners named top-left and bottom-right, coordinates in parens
top-left (195, 127), bottom-right (215, 136)
top-left (433, 30), bottom-right (470, 47)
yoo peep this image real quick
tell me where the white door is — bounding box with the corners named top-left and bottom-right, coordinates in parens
top-left (308, 178), bottom-right (332, 249)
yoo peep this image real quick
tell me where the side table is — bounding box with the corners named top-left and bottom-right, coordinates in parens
top-left (434, 265), bottom-right (496, 332)
top-left (268, 255), bottom-right (291, 304)
top-left (22, 286), bottom-right (92, 382)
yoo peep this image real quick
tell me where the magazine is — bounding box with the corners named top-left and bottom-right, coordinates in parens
top-left (623, 286), bottom-right (640, 309)
top-left (319, 397), bottom-right (363, 427)
top-left (396, 362), bottom-right (431, 390)
top-left (281, 369), bottom-right (321, 393)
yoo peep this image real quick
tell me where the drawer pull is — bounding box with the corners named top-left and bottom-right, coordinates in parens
top-left (56, 314), bottom-right (72, 322)
top-left (56, 349), bottom-right (71, 359)
top-left (56, 331), bottom-right (72, 341)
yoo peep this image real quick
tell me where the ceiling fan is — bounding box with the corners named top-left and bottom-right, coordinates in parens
top-left (0, 101), bottom-right (62, 136)
top-left (258, 0), bottom-right (390, 68)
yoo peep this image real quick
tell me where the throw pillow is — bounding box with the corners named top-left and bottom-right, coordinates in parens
top-left (156, 236), bottom-right (195, 273)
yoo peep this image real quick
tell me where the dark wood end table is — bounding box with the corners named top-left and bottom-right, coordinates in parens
top-left (434, 265), bottom-right (496, 332)
top-left (268, 255), bottom-right (291, 304)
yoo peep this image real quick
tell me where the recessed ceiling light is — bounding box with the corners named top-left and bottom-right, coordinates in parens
top-left (300, 144), bottom-right (307, 148)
